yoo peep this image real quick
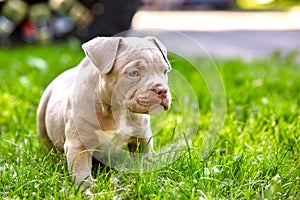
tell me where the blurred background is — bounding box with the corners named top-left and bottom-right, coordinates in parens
top-left (0, 0), bottom-right (299, 60)
top-left (0, 0), bottom-right (140, 45)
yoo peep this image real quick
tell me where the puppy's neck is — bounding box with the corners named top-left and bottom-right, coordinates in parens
top-left (95, 83), bottom-right (115, 130)
top-left (95, 85), bottom-right (150, 136)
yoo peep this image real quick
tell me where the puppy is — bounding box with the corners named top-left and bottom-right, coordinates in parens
top-left (37, 36), bottom-right (171, 187)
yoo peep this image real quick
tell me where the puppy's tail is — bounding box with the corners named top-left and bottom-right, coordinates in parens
top-left (37, 87), bottom-right (52, 147)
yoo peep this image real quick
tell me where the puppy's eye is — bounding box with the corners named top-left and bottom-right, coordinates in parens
top-left (128, 70), bottom-right (139, 77)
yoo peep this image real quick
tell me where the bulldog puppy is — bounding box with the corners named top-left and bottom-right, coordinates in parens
top-left (37, 36), bottom-right (171, 187)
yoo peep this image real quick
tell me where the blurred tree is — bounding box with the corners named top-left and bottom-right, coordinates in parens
top-left (0, 0), bottom-right (141, 46)
top-left (272, 0), bottom-right (300, 7)
top-left (237, 0), bottom-right (300, 10)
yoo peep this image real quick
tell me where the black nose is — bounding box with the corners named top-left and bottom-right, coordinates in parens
top-left (153, 85), bottom-right (168, 98)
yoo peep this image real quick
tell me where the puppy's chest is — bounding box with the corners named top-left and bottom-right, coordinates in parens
top-left (95, 108), bottom-right (131, 152)
top-left (94, 129), bottom-right (132, 155)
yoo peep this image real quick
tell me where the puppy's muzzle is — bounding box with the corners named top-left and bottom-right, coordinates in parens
top-left (152, 85), bottom-right (170, 110)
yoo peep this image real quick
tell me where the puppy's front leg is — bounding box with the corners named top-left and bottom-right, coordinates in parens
top-left (128, 137), bottom-right (152, 155)
top-left (64, 123), bottom-right (93, 188)
top-left (64, 139), bottom-right (93, 187)
top-left (140, 137), bottom-right (152, 155)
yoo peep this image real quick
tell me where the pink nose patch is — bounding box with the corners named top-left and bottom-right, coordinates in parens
top-left (153, 85), bottom-right (168, 98)
top-left (151, 85), bottom-right (170, 111)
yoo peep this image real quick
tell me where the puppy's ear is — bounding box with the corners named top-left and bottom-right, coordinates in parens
top-left (146, 36), bottom-right (171, 70)
top-left (82, 37), bottom-right (120, 74)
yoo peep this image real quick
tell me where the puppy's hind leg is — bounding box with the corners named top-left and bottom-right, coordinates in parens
top-left (37, 87), bottom-right (53, 147)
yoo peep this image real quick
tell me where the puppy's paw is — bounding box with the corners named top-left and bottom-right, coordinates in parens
top-left (82, 188), bottom-right (94, 197)
top-left (80, 178), bottom-right (96, 197)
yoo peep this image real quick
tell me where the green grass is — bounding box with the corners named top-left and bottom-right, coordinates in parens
top-left (0, 42), bottom-right (299, 199)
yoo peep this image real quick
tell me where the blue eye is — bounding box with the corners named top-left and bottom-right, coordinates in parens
top-left (128, 70), bottom-right (139, 77)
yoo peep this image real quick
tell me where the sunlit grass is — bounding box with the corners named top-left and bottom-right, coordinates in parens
top-left (0, 42), bottom-right (299, 199)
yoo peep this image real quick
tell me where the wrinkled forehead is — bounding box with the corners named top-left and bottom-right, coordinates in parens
top-left (114, 48), bottom-right (170, 71)
top-left (119, 37), bottom-right (159, 50)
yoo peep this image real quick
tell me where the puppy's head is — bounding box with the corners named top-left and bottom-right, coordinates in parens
top-left (82, 36), bottom-right (171, 114)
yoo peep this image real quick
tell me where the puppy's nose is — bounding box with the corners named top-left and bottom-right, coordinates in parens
top-left (153, 85), bottom-right (168, 98)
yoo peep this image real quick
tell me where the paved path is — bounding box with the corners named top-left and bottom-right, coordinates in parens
top-left (131, 11), bottom-right (300, 61)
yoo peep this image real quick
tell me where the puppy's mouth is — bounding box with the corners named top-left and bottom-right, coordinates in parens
top-left (128, 91), bottom-right (170, 114)
top-left (148, 99), bottom-right (169, 115)
top-left (160, 97), bottom-right (170, 110)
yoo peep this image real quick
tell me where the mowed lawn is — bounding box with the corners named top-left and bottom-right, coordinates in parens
top-left (0, 42), bottom-right (299, 199)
